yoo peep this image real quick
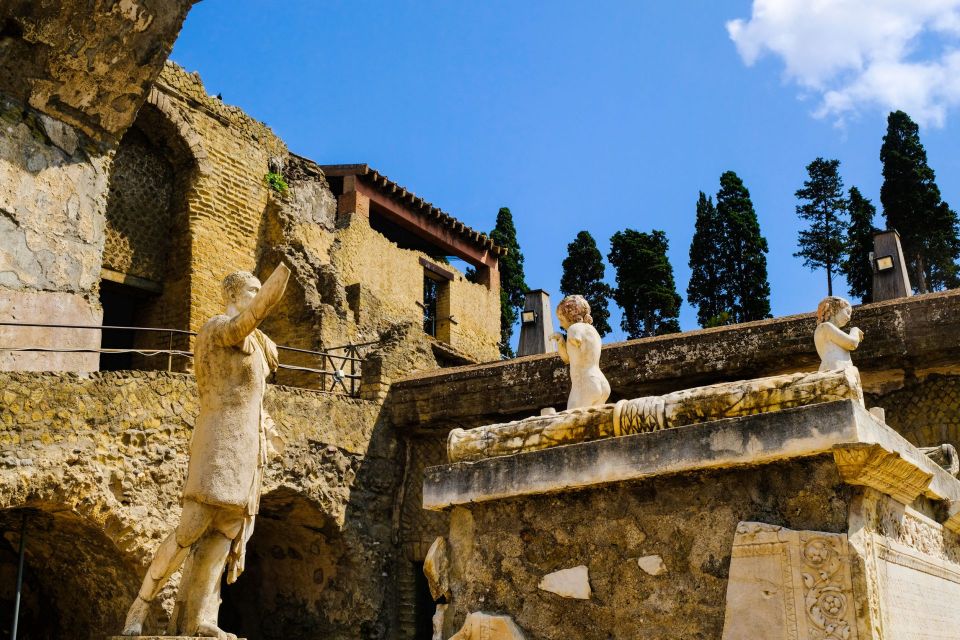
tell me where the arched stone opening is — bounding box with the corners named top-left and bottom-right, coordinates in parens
top-left (218, 488), bottom-right (346, 640)
top-left (99, 103), bottom-right (196, 371)
top-left (0, 507), bottom-right (141, 640)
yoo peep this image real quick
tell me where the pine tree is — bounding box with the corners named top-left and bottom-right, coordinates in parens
top-left (880, 110), bottom-right (960, 293)
top-left (794, 158), bottom-right (848, 296)
top-left (842, 187), bottom-right (878, 303)
top-left (489, 207), bottom-right (527, 357)
top-left (687, 192), bottom-right (732, 327)
top-left (715, 171), bottom-right (771, 321)
top-left (608, 229), bottom-right (681, 338)
top-left (560, 230), bottom-right (613, 336)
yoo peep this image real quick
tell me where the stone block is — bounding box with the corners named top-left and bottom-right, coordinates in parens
top-left (720, 522), bottom-right (857, 640)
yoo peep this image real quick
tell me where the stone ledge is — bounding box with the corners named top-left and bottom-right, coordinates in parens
top-left (391, 289), bottom-right (960, 430)
top-left (423, 400), bottom-right (960, 516)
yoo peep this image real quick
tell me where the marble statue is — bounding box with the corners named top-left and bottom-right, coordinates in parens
top-left (549, 295), bottom-right (610, 410)
top-left (814, 296), bottom-right (863, 372)
top-left (122, 263), bottom-right (290, 639)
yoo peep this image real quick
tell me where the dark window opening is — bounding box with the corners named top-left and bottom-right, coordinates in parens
top-left (423, 275), bottom-right (440, 337)
top-left (413, 561), bottom-right (436, 639)
top-left (98, 280), bottom-right (158, 371)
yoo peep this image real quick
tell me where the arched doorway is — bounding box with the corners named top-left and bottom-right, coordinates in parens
top-left (99, 104), bottom-right (195, 371)
top-left (0, 508), bottom-right (141, 640)
top-left (218, 488), bottom-right (347, 640)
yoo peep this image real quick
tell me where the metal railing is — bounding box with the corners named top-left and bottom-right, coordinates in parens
top-left (0, 321), bottom-right (374, 396)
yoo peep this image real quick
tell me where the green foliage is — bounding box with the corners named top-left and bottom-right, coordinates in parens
top-left (880, 110), bottom-right (960, 292)
top-left (842, 187), bottom-right (878, 303)
top-left (608, 229), bottom-right (681, 339)
top-left (794, 158), bottom-right (848, 296)
top-left (715, 171), bottom-right (771, 322)
top-left (560, 230), bottom-right (613, 336)
top-left (489, 207), bottom-right (527, 357)
top-left (687, 192), bottom-right (732, 327)
top-left (265, 171), bottom-right (289, 194)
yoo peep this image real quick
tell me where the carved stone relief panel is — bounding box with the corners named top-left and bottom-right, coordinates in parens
top-left (721, 522), bottom-right (858, 640)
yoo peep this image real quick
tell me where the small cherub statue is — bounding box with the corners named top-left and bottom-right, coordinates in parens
top-left (814, 296), bottom-right (864, 372)
top-left (550, 295), bottom-right (611, 410)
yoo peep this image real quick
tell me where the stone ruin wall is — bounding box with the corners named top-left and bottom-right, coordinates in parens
top-left (439, 458), bottom-right (850, 639)
top-left (0, 369), bottom-right (401, 639)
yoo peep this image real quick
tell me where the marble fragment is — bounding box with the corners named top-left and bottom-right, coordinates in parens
top-left (449, 612), bottom-right (526, 640)
top-left (636, 555), bottom-right (666, 576)
top-left (424, 536), bottom-right (450, 600)
top-left (538, 565), bottom-right (591, 599)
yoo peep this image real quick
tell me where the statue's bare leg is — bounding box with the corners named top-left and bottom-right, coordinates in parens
top-left (182, 511), bottom-right (244, 640)
top-left (121, 501), bottom-right (212, 635)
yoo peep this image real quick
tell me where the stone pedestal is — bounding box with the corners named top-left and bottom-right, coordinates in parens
top-left (425, 400), bottom-right (960, 639)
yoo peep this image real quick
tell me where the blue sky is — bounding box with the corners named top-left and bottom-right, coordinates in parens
top-left (171, 1), bottom-right (960, 344)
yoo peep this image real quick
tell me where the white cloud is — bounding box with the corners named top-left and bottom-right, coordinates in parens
top-left (727, 0), bottom-right (960, 127)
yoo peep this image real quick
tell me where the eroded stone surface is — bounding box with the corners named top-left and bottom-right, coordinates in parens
top-left (424, 536), bottom-right (450, 601)
top-left (720, 522), bottom-right (858, 640)
top-left (449, 612), bottom-right (526, 640)
top-left (447, 367), bottom-right (863, 462)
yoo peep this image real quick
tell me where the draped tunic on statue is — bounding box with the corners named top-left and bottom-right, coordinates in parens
top-left (182, 313), bottom-right (280, 581)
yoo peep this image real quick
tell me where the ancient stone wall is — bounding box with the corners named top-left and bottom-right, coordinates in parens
top-left (0, 0), bottom-right (196, 145)
top-left (0, 370), bottom-right (401, 639)
top-left (439, 458), bottom-right (849, 639)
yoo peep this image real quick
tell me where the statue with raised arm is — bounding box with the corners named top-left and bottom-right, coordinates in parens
top-left (549, 295), bottom-right (610, 410)
top-left (814, 295), bottom-right (863, 372)
top-left (122, 263), bottom-right (290, 640)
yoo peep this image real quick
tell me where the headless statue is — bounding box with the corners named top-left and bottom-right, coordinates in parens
top-left (122, 264), bottom-right (290, 639)
top-left (550, 295), bottom-right (610, 410)
top-left (814, 295), bottom-right (863, 372)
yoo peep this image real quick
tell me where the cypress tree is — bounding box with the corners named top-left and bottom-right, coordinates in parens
top-left (715, 171), bottom-right (771, 321)
top-left (842, 187), bottom-right (878, 303)
top-left (560, 230), bottom-right (613, 336)
top-left (687, 192), bottom-right (732, 327)
top-left (489, 207), bottom-right (527, 357)
top-left (608, 229), bottom-right (681, 339)
top-left (880, 110), bottom-right (960, 292)
top-left (794, 158), bottom-right (848, 296)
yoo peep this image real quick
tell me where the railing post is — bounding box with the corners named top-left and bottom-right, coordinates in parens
top-left (349, 342), bottom-right (355, 396)
top-left (167, 330), bottom-right (174, 372)
top-left (10, 511), bottom-right (27, 640)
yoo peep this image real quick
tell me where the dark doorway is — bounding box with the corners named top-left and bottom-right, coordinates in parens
top-left (412, 561), bottom-right (436, 639)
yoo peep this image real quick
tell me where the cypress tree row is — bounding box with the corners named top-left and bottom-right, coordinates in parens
top-left (608, 229), bottom-right (681, 339)
top-left (560, 230), bottom-right (613, 336)
top-left (794, 157), bottom-right (848, 296)
top-left (489, 207), bottom-right (528, 357)
top-left (880, 110), bottom-right (960, 292)
top-left (842, 187), bottom-right (878, 303)
top-left (687, 192), bottom-right (732, 327)
top-left (715, 171), bottom-right (771, 322)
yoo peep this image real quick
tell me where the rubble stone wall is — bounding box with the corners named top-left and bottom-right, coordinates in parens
top-left (0, 370), bottom-right (400, 639)
top-left (441, 457), bottom-right (850, 640)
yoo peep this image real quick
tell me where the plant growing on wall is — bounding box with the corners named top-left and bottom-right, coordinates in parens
top-left (560, 230), bottom-right (613, 337)
top-left (265, 171), bottom-right (288, 194)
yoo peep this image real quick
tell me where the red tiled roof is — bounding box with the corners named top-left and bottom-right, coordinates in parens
top-left (319, 163), bottom-right (507, 256)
